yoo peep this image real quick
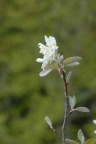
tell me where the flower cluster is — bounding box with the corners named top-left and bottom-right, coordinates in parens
top-left (36, 36), bottom-right (64, 76)
top-left (36, 36), bottom-right (82, 76)
top-left (93, 120), bottom-right (96, 134)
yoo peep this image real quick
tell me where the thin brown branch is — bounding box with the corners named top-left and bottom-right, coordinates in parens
top-left (61, 68), bottom-right (69, 144)
top-left (52, 128), bottom-right (63, 142)
top-left (66, 111), bottom-right (72, 119)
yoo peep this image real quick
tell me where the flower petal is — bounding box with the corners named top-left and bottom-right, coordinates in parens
top-left (39, 69), bottom-right (52, 77)
top-left (36, 58), bottom-right (44, 63)
top-left (93, 120), bottom-right (96, 124)
top-left (42, 61), bottom-right (49, 69)
top-left (49, 36), bottom-right (57, 46)
top-left (94, 130), bottom-right (96, 134)
top-left (38, 43), bottom-right (47, 54)
top-left (45, 35), bottom-right (57, 47)
top-left (45, 36), bottom-right (50, 46)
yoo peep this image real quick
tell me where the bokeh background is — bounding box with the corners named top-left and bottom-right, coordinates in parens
top-left (0, 0), bottom-right (96, 143)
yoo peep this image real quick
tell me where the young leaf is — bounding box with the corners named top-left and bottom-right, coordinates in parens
top-left (73, 96), bottom-right (76, 107)
top-left (65, 62), bottom-right (79, 67)
top-left (76, 107), bottom-right (89, 112)
top-left (69, 96), bottom-right (76, 109)
top-left (84, 138), bottom-right (96, 144)
top-left (66, 71), bottom-right (72, 83)
top-left (45, 61), bottom-right (58, 69)
top-left (45, 116), bottom-right (53, 129)
top-left (63, 57), bottom-right (82, 65)
top-left (65, 139), bottom-right (79, 144)
top-left (81, 136), bottom-right (85, 144)
top-left (78, 129), bottom-right (85, 144)
top-left (69, 96), bottom-right (73, 109)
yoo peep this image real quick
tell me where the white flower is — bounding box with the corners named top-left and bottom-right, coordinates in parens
top-left (36, 35), bottom-right (82, 77)
top-left (94, 130), bottom-right (96, 134)
top-left (93, 120), bottom-right (96, 134)
top-left (36, 36), bottom-right (64, 76)
top-left (93, 120), bottom-right (96, 124)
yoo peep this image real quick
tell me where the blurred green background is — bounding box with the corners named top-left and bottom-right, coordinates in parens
top-left (0, 0), bottom-right (96, 143)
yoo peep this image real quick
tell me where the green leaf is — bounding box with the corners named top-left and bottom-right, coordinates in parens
top-left (45, 61), bottom-right (58, 69)
top-left (85, 138), bottom-right (96, 144)
top-left (69, 96), bottom-right (73, 109)
top-left (81, 136), bottom-right (85, 144)
top-left (66, 71), bottom-right (72, 83)
top-left (65, 62), bottom-right (79, 67)
top-left (45, 116), bottom-right (53, 129)
top-left (78, 129), bottom-right (85, 144)
top-left (76, 107), bottom-right (90, 112)
top-left (73, 96), bottom-right (76, 108)
top-left (65, 139), bottom-right (79, 144)
top-left (63, 56), bottom-right (82, 65)
top-left (69, 96), bottom-right (76, 109)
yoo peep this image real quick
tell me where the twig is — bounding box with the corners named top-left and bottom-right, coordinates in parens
top-left (52, 128), bottom-right (63, 142)
top-left (61, 68), bottom-right (69, 144)
top-left (66, 111), bottom-right (72, 119)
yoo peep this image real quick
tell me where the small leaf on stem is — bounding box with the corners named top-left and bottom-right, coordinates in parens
top-left (65, 139), bottom-right (79, 144)
top-left (69, 96), bottom-right (73, 109)
top-left (66, 71), bottom-right (72, 83)
top-left (69, 96), bottom-right (76, 109)
top-left (73, 96), bottom-right (76, 107)
top-left (76, 107), bottom-right (89, 112)
top-left (45, 116), bottom-right (53, 129)
top-left (84, 138), bottom-right (96, 144)
top-left (63, 56), bottom-right (82, 65)
top-left (78, 129), bottom-right (85, 144)
top-left (65, 62), bottom-right (79, 67)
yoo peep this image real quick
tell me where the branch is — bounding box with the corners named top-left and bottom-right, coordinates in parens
top-left (66, 111), bottom-right (72, 119)
top-left (60, 68), bottom-right (69, 144)
top-left (52, 128), bottom-right (62, 142)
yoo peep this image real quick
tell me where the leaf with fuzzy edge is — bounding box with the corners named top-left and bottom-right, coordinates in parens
top-left (63, 56), bottom-right (82, 64)
top-left (45, 62), bottom-right (58, 69)
top-left (66, 71), bottom-right (72, 83)
top-left (65, 139), bottom-right (79, 144)
top-left (84, 138), bottom-right (96, 144)
top-left (45, 116), bottom-right (53, 129)
top-left (78, 129), bottom-right (85, 144)
top-left (65, 62), bottom-right (79, 67)
top-left (69, 96), bottom-right (76, 109)
top-left (73, 96), bottom-right (76, 108)
top-left (76, 107), bottom-right (89, 112)
top-left (69, 96), bottom-right (73, 109)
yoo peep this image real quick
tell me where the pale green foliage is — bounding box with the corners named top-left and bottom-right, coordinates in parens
top-left (66, 130), bottom-right (96, 144)
top-left (63, 57), bottom-right (82, 66)
top-left (66, 71), bottom-right (72, 83)
top-left (76, 107), bottom-right (90, 113)
top-left (0, 0), bottom-right (96, 144)
top-left (78, 129), bottom-right (85, 144)
top-left (65, 139), bottom-right (79, 144)
top-left (84, 138), bottom-right (96, 144)
top-left (45, 116), bottom-right (53, 129)
top-left (69, 96), bottom-right (76, 109)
